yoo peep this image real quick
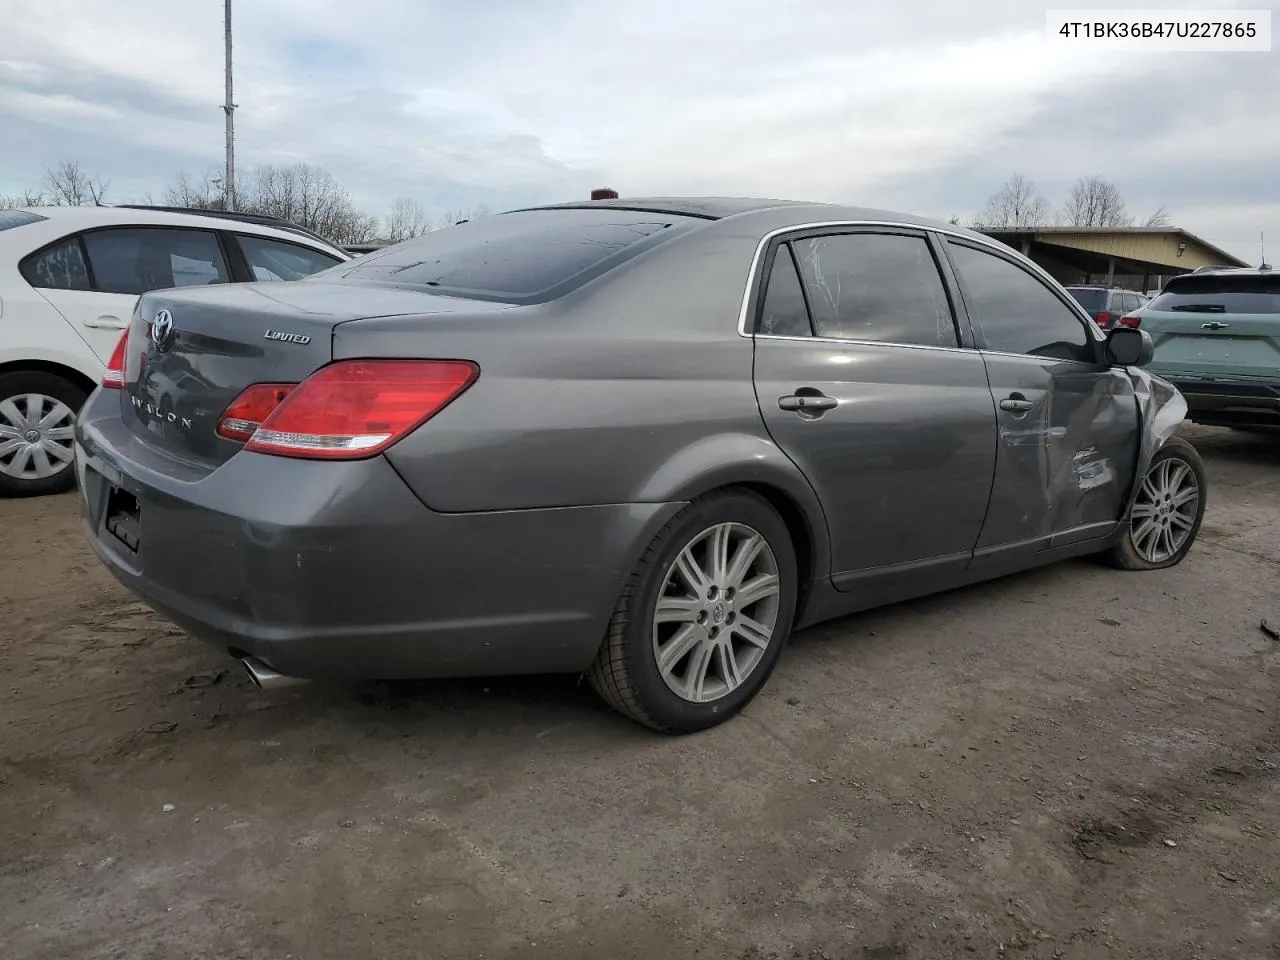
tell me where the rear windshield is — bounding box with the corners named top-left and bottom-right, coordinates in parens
top-left (327, 207), bottom-right (703, 304)
top-left (1065, 287), bottom-right (1105, 310)
top-left (1148, 274), bottom-right (1280, 315)
top-left (0, 210), bottom-right (47, 232)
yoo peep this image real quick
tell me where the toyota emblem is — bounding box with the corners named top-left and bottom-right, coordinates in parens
top-left (150, 309), bottom-right (174, 350)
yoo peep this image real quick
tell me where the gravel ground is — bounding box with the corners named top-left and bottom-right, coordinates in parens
top-left (2, 425), bottom-right (1278, 960)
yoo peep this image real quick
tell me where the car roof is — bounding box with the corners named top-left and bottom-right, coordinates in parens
top-left (519, 196), bottom-right (991, 239)
top-left (12, 205), bottom-right (345, 254)
top-left (524, 197), bottom-right (823, 219)
top-left (1173, 265), bottom-right (1275, 280)
top-left (1064, 284), bottom-right (1139, 292)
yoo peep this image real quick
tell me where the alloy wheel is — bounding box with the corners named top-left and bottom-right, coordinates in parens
top-left (0, 393), bottom-right (76, 481)
top-left (1129, 456), bottom-right (1200, 564)
top-left (652, 522), bottom-right (782, 703)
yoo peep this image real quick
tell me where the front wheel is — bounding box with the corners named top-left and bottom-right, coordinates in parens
top-left (1106, 437), bottom-right (1207, 570)
top-left (587, 489), bottom-right (798, 733)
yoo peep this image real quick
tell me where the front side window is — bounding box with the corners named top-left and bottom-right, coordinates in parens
top-left (757, 245), bottom-right (812, 337)
top-left (237, 235), bottom-right (342, 282)
top-left (948, 242), bottom-right (1094, 363)
top-left (790, 232), bottom-right (958, 347)
top-left (19, 236), bottom-right (91, 291)
top-left (81, 228), bottom-right (229, 295)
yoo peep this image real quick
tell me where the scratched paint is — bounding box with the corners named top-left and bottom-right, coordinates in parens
top-left (1073, 448), bottom-right (1115, 491)
top-left (999, 426), bottom-right (1067, 446)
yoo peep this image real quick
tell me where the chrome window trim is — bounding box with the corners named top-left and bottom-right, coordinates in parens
top-left (750, 333), bottom-right (980, 357)
top-left (735, 219), bottom-right (1105, 345)
top-left (974, 348), bottom-right (1100, 368)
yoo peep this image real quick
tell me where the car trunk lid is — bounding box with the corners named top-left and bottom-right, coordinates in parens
top-left (1143, 310), bottom-right (1280, 379)
top-left (119, 280), bottom-right (506, 467)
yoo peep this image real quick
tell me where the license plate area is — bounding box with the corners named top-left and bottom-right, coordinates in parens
top-left (104, 484), bottom-right (141, 553)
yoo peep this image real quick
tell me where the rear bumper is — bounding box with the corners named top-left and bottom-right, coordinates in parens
top-left (75, 390), bottom-right (682, 680)
top-left (1166, 377), bottom-right (1280, 427)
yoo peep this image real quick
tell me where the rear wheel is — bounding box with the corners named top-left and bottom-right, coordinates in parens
top-left (0, 371), bottom-right (85, 498)
top-left (587, 489), bottom-right (798, 733)
top-left (1106, 437), bottom-right (1206, 570)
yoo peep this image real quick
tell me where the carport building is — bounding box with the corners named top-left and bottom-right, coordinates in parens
top-left (980, 226), bottom-right (1248, 294)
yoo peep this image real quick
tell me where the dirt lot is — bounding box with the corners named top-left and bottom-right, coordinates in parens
top-left (2, 425), bottom-right (1279, 960)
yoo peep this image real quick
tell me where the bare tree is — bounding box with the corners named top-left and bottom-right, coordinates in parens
top-left (974, 174), bottom-right (1050, 229)
top-left (162, 170), bottom-right (226, 210)
top-left (1060, 175), bottom-right (1132, 228)
top-left (384, 197), bottom-right (431, 242)
top-left (237, 163), bottom-right (379, 245)
top-left (0, 188), bottom-right (48, 209)
top-left (42, 159), bottom-right (109, 206)
top-left (161, 162), bottom-right (382, 244)
top-left (431, 204), bottom-right (493, 230)
top-left (383, 200), bottom-right (494, 241)
top-left (1143, 205), bottom-right (1172, 228)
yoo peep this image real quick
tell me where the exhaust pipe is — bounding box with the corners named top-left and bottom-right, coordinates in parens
top-left (241, 656), bottom-right (310, 690)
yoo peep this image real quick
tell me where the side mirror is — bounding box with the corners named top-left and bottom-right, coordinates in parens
top-left (1107, 327), bottom-right (1153, 367)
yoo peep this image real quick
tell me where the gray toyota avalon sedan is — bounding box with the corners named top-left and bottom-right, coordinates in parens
top-left (75, 198), bottom-right (1205, 733)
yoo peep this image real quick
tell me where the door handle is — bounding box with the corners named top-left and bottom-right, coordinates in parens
top-left (1201, 321), bottom-right (1230, 330)
top-left (999, 395), bottom-right (1035, 413)
top-left (84, 316), bottom-right (127, 330)
top-left (779, 393), bottom-right (838, 413)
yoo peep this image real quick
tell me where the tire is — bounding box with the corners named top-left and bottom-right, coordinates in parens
top-left (586, 488), bottom-right (798, 733)
top-left (1105, 437), bottom-right (1207, 571)
top-left (0, 371), bottom-right (87, 498)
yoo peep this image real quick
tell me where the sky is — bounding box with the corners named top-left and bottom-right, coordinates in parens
top-left (1, 0), bottom-right (1277, 262)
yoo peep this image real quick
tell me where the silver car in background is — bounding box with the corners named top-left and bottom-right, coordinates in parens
top-left (75, 198), bottom-right (1206, 733)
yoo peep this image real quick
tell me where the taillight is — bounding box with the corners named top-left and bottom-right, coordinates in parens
top-left (1096, 311), bottom-right (1113, 328)
top-left (1117, 315), bottom-right (1141, 328)
top-left (102, 329), bottom-right (129, 389)
top-left (216, 384), bottom-right (297, 441)
top-left (241, 359), bottom-right (479, 460)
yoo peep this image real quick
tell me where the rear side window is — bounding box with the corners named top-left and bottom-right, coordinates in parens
top-left (1148, 274), bottom-right (1280, 314)
top-left (1066, 287), bottom-right (1105, 311)
top-left (334, 208), bottom-right (702, 304)
top-left (757, 246), bottom-right (812, 337)
top-left (82, 227), bottom-right (229, 295)
top-left (20, 237), bottom-right (91, 291)
top-left (791, 232), bottom-right (958, 347)
top-left (236, 234), bottom-right (342, 281)
top-left (0, 210), bottom-right (47, 232)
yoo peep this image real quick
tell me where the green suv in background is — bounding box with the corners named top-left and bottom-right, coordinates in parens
top-left (1119, 267), bottom-right (1280, 429)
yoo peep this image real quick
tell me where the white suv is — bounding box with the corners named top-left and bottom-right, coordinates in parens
top-left (0, 205), bottom-right (350, 496)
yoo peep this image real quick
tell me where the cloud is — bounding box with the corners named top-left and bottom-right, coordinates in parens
top-left (872, 40), bottom-right (1279, 262)
top-left (0, 0), bottom-right (1275, 252)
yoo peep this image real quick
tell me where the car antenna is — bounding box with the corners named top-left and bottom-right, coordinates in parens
top-left (1261, 231), bottom-right (1271, 271)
